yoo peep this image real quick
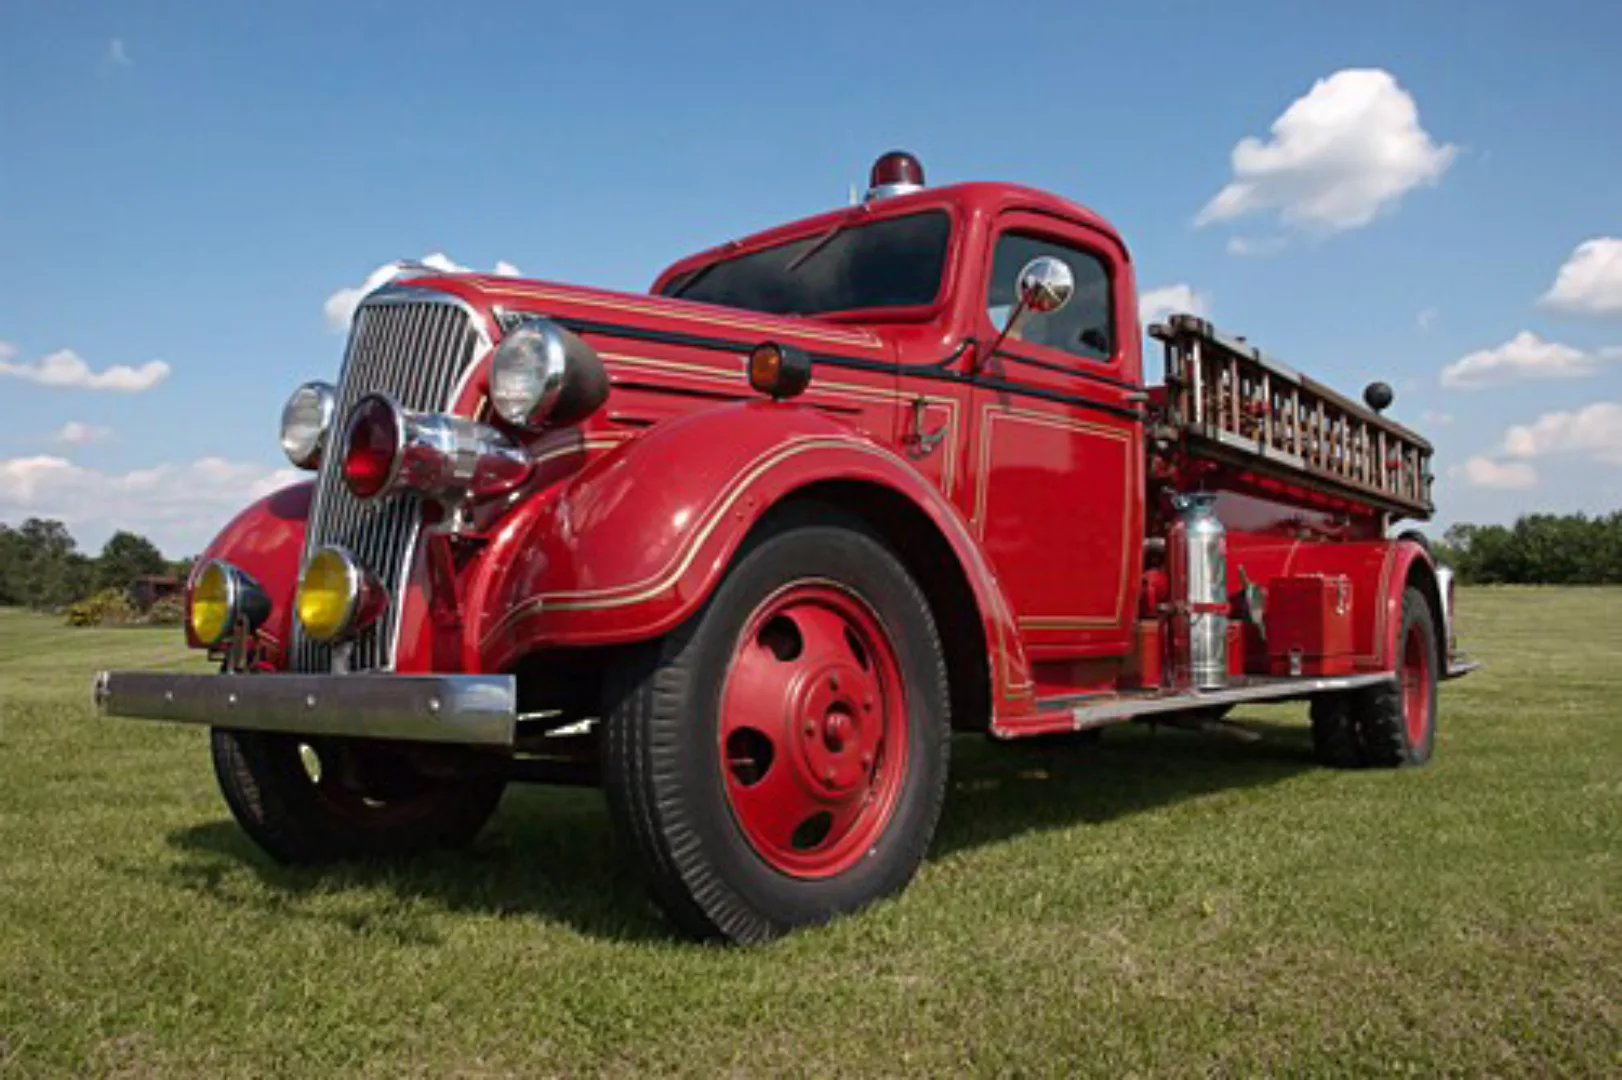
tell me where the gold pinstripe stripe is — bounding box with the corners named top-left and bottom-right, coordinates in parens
top-left (478, 285), bottom-right (881, 348)
top-left (600, 351), bottom-right (961, 498)
top-left (972, 405), bottom-right (1134, 630)
top-left (479, 433), bottom-right (1030, 701)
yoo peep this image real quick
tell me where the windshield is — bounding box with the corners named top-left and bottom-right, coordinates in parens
top-left (663, 210), bottom-right (950, 316)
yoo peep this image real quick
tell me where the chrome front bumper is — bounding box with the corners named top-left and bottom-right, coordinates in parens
top-left (94, 671), bottom-right (517, 747)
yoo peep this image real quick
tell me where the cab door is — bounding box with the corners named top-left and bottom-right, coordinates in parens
top-left (964, 211), bottom-right (1143, 659)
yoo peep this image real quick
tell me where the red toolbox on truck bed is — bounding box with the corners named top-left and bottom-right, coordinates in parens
top-left (1266, 574), bottom-right (1354, 676)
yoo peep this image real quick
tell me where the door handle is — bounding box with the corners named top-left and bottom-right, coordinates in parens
top-left (903, 397), bottom-right (947, 458)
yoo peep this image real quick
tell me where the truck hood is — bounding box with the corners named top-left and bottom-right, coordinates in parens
top-left (411, 273), bottom-right (896, 365)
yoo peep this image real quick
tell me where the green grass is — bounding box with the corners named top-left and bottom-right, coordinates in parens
top-left (1, 589), bottom-right (1618, 1077)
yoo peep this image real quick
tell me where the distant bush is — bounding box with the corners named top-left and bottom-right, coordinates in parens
top-left (65, 588), bottom-right (137, 627)
top-left (140, 594), bottom-right (185, 626)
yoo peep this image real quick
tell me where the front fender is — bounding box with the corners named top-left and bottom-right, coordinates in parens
top-left (470, 402), bottom-right (1034, 713)
top-left (187, 482), bottom-right (313, 657)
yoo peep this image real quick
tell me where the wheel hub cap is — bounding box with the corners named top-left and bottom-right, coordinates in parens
top-left (718, 582), bottom-right (909, 879)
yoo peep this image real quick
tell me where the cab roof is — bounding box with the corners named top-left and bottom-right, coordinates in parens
top-left (652, 181), bottom-right (1128, 293)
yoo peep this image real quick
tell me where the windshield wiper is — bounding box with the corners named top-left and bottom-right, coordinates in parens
top-left (668, 262), bottom-right (719, 299)
top-left (784, 223), bottom-right (844, 274)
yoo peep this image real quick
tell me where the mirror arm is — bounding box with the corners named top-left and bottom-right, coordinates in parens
top-left (976, 296), bottom-right (1031, 374)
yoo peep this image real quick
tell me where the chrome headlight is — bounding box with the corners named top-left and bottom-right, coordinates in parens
top-left (488, 317), bottom-right (609, 431)
top-left (280, 381), bottom-right (336, 469)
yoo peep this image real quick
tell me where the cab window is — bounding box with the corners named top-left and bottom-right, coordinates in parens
top-left (986, 232), bottom-right (1114, 362)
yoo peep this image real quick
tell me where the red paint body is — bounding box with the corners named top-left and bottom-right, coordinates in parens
top-left (201, 180), bottom-right (1447, 735)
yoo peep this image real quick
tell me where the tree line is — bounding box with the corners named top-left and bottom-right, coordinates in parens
top-left (1436, 511), bottom-right (1622, 585)
top-left (2, 510), bottom-right (1618, 612)
top-left (0, 518), bottom-right (192, 610)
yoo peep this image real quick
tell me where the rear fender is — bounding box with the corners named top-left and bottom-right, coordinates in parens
top-left (470, 402), bottom-right (1035, 717)
top-left (187, 482), bottom-right (313, 658)
top-left (1389, 540), bottom-right (1444, 667)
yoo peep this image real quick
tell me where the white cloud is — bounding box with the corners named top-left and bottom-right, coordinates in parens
top-left (54, 421), bottom-right (112, 445)
top-left (0, 346), bottom-right (170, 392)
top-left (1540, 237), bottom-right (1622, 316)
top-left (0, 455), bottom-right (302, 555)
top-left (323, 253), bottom-right (523, 331)
top-left (1196, 68), bottom-right (1456, 235)
top-left (1451, 456), bottom-right (1537, 491)
top-left (1417, 307), bottom-right (1439, 331)
top-left (1439, 331), bottom-right (1619, 389)
top-left (1420, 409), bottom-right (1453, 426)
top-left (1501, 402), bottom-right (1622, 466)
top-left (1226, 235), bottom-right (1288, 257)
top-left (1138, 284), bottom-right (1210, 326)
top-left (108, 38), bottom-right (132, 68)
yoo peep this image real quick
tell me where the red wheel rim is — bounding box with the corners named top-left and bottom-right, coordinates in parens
top-left (1401, 623), bottom-right (1432, 746)
top-left (718, 581), bottom-right (909, 879)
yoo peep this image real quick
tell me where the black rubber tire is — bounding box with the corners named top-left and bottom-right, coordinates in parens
top-left (1353, 587), bottom-right (1439, 767)
top-left (601, 510), bottom-right (951, 943)
top-left (1310, 694), bottom-right (1363, 768)
top-left (210, 729), bottom-right (506, 864)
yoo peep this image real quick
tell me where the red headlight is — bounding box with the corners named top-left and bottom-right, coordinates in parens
top-left (341, 394), bottom-right (402, 498)
top-left (338, 392), bottom-right (532, 504)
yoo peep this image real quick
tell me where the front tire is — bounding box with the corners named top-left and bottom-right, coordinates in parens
top-left (602, 511), bottom-right (951, 943)
top-left (211, 730), bottom-right (506, 864)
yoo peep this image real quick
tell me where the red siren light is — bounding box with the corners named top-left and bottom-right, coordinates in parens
top-left (866, 151), bottom-right (926, 201)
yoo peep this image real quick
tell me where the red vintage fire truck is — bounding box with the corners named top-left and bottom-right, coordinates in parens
top-left (99, 153), bottom-right (1475, 942)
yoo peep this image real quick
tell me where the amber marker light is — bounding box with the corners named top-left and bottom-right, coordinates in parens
top-left (748, 342), bottom-right (812, 400)
top-left (188, 560), bottom-right (270, 646)
top-left (296, 546), bottom-right (386, 643)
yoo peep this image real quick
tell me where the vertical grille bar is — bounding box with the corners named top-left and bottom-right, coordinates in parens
top-left (291, 291), bottom-right (485, 673)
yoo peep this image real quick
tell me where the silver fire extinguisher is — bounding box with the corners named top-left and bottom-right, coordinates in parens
top-left (1168, 492), bottom-right (1229, 690)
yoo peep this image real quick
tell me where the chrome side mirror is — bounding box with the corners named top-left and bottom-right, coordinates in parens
top-left (978, 255), bottom-right (1076, 371)
top-left (1016, 256), bottom-right (1075, 315)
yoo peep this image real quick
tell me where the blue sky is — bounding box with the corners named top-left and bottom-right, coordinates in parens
top-left (3, 0), bottom-right (1620, 555)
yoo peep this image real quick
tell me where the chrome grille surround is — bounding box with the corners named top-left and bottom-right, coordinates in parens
top-left (292, 285), bottom-right (491, 673)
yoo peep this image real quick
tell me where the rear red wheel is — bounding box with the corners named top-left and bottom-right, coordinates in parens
top-left (719, 583), bottom-right (909, 879)
top-left (1351, 586), bottom-right (1438, 767)
top-left (1400, 618), bottom-right (1433, 748)
top-left (603, 509), bottom-right (951, 942)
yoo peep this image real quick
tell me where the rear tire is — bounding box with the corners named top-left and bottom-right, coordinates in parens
top-left (1353, 587), bottom-right (1438, 767)
top-left (602, 510), bottom-right (951, 943)
top-left (1310, 695), bottom-right (1362, 767)
top-left (211, 729), bottom-right (506, 864)
top-left (1308, 587), bottom-right (1439, 769)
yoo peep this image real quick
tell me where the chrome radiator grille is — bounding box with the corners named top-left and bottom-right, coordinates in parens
top-left (291, 291), bottom-right (485, 672)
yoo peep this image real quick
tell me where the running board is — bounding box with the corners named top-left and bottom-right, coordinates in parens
top-left (1044, 673), bottom-right (1395, 731)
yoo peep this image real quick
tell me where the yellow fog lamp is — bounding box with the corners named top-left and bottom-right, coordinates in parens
top-left (296, 546), bottom-right (386, 643)
top-left (189, 560), bottom-right (271, 646)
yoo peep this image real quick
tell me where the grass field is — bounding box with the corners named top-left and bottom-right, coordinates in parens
top-left (0, 588), bottom-right (1618, 1076)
